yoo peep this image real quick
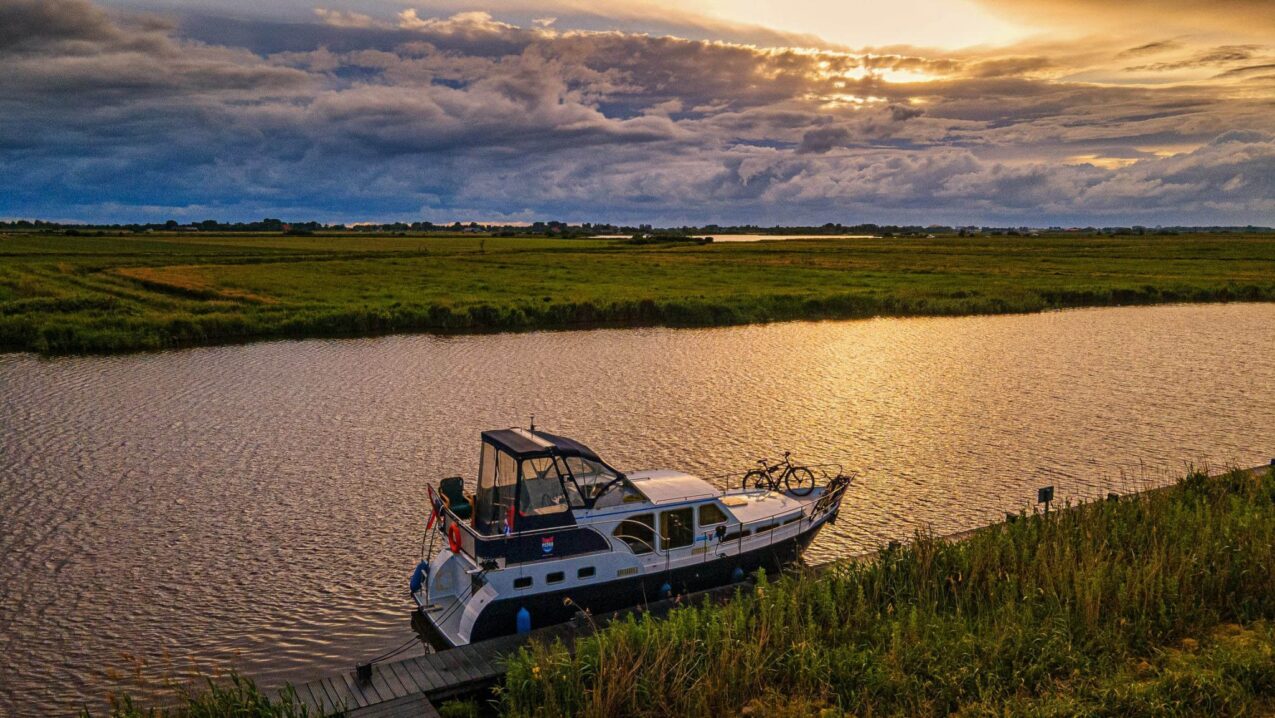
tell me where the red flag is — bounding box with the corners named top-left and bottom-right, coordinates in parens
top-left (425, 484), bottom-right (439, 531)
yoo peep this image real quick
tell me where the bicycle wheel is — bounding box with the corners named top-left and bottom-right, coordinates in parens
top-left (784, 466), bottom-right (816, 496)
top-left (744, 469), bottom-right (772, 491)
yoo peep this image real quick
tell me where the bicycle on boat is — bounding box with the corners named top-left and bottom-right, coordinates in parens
top-left (743, 451), bottom-right (816, 496)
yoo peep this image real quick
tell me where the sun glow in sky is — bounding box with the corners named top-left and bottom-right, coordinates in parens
top-left (3, 0), bottom-right (1273, 225)
top-left (698, 0), bottom-right (1029, 48)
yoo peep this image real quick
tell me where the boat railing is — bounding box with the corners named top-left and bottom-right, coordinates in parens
top-left (436, 504), bottom-right (481, 558)
top-left (611, 470), bottom-right (855, 560)
top-left (435, 501), bottom-right (616, 566)
top-left (708, 469), bottom-right (855, 557)
top-left (434, 467), bottom-right (854, 564)
top-left (699, 462), bottom-right (846, 492)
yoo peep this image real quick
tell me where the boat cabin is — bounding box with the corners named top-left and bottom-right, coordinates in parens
top-left (473, 428), bottom-right (629, 534)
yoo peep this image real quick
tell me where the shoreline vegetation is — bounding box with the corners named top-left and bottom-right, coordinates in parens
top-left (98, 465), bottom-right (1275, 716)
top-left (499, 466), bottom-right (1275, 717)
top-left (3, 231), bottom-right (1275, 356)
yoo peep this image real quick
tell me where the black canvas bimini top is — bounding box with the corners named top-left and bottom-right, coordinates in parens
top-left (480, 428), bottom-right (606, 463)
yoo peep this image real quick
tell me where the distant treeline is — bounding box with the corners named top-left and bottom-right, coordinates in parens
top-left (2, 218), bottom-right (1271, 237)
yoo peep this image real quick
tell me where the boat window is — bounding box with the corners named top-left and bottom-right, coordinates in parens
top-left (613, 514), bottom-right (655, 554)
top-left (555, 456), bottom-right (587, 509)
top-left (660, 508), bottom-right (694, 550)
top-left (546, 571), bottom-right (564, 584)
top-left (591, 478), bottom-right (644, 510)
top-left (698, 503), bottom-right (729, 527)
top-left (722, 529), bottom-right (749, 542)
top-left (578, 566), bottom-right (595, 579)
top-left (476, 442), bottom-right (519, 533)
top-left (561, 456), bottom-right (618, 502)
top-left (519, 456), bottom-right (570, 516)
top-left (514, 576), bottom-right (532, 589)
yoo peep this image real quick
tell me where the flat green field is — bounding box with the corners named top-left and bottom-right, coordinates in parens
top-left (3, 232), bottom-right (1275, 354)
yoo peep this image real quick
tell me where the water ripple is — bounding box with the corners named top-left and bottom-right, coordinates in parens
top-left (1, 303), bottom-right (1273, 715)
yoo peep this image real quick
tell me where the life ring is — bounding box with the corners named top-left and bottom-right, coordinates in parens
top-left (447, 523), bottom-right (463, 554)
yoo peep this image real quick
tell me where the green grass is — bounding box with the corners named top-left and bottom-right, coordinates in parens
top-left (4, 232), bottom-right (1275, 354)
top-left (499, 467), bottom-right (1275, 717)
top-left (97, 674), bottom-right (317, 717)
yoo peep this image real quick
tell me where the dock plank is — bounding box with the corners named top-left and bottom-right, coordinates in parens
top-left (397, 657), bottom-right (436, 693)
top-left (321, 675), bottom-right (357, 714)
top-left (458, 645), bottom-right (495, 683)
top-left (387, 661), bottom-right (423, 695)
top-left (301, 678), bottom-right (333, 715)
top-left (347, 693), bottom-right (441, 718)
top-left (427, 651), bottom-right (460, 684)
top-left (363, 665), bottom-right (398, 704)
top-left (375, 662), bottom-right (409, 697)
top-left (338, 670), bottom-right (375, 709)
top-left (403, 655), bottom-right (445, 691)
top-left (290, 681), bottom-right (326, 713)
top-left (438, 647), bottom-right (478, 685)
top-left (444, 648), bottom-right (478, 685)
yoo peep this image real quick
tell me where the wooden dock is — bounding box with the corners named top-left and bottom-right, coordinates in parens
top-left (285, 632), bottom-right (530, 716)
top-left (283, 462), bottom-right (1274, 717)
top-left (286, 578), bottom-right (750, 716)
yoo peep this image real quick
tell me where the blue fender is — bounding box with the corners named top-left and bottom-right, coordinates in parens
top-left (409, 560), bottom-right (429, 593)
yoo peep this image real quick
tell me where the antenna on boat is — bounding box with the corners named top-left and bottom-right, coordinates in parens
top-left (529, 414), bottom-right (536, 431)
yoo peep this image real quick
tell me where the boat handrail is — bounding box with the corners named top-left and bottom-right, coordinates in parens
top-left (699, 462), bottom-right (846, 488)
top-left (435, 502), bottom-right (616, 565)
top-left (434, 468), bottom-right (854, 559)
top-left (598, 472), bottom-right (855, 559)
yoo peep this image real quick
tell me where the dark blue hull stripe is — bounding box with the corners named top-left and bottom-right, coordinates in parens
top-left (421, 520), bottom-right (827, 648)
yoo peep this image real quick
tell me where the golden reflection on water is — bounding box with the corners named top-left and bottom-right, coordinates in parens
top-left (1, 303), bottom-right (1273, 715)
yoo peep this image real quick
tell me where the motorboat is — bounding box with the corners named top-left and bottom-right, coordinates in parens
top-left (410, 427), bottom-right (852, 648)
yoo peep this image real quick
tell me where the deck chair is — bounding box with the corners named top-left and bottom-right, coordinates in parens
top-left (439, 476), bottom-right (472, 520)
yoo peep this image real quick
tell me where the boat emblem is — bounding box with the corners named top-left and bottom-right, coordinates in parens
top-left (541, 536), bottom-right (555, 554)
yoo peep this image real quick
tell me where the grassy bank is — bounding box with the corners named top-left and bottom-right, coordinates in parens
top-left (500, 467), bottom-right (1275, 717)
top-left (3, 232), bottom-right (1275, 354)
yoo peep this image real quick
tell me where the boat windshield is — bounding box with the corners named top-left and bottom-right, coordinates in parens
top-left (560, 456), bottom-right (618, 503)
top-left (519, 456), bottom-right (572, 516)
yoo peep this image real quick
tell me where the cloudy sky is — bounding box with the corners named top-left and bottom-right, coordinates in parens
top-left (2, 0), bottom-right (1273, 225)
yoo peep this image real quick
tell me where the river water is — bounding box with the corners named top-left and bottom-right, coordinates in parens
top-left (2, 303), bottom-right (1273, 715)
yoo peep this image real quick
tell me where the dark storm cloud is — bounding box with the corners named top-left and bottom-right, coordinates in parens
top-left (797, 127), bottom-right (852, 154)
top-left (1125, 45), bottom-right (1264, 72)
top-left (1214, 64), bottom-right (1275, 79)
top-left (1117, 40), bottom-right (1182, 58)
top-left (1, 0), bottom-right (1273, 225)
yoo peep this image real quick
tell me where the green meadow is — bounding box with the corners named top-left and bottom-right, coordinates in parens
top-left (4, 232), bottom-right (1275, 354)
